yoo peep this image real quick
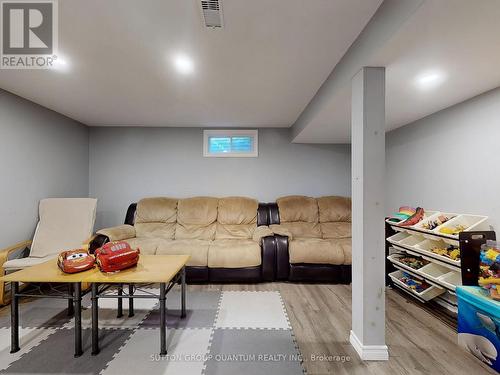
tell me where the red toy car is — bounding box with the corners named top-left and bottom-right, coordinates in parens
top-left (58, 249), bottom-right (95, 274)
top-left (95, 241), bottom-right (140, 273)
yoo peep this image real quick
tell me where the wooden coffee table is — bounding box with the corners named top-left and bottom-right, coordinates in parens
top-left (1, 255), bottom-right (189, 358)
top-left (1, 259), bottom-right (90, 357)
top-left (83, 255), bottom-right (189, 356)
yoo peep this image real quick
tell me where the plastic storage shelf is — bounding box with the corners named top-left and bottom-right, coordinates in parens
top-left (386, 210), bottom-right (487, 307)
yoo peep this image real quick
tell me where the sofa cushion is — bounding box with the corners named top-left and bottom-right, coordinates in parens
top-left (177, 197), bottom-right (218, 225)
top-left (176, 197), bottom-right (218, 240)
top-left (208, 240), bottom-right (261, 268)
top-left (289, 238), bottom-right (345, 265)
top-left (123, 237), bottom-right (161, 255)
top-left (215, 223), bottom-right (255, 240)
top-left (276, 195), bottom-right (318, 223)
top-left (156, 239), bottom-right (209, 267)
top-left (338, 237), bottom-right (352, 265)
top-left (30, 198), bottom-right (97, 258)
top-left (3, 255), bottom-right (57, 271)
top-left (318, 196), bottom-right (351, 223)
top-left (135, 197), bottom-right (177, 223)
top-left (320, 222), bottom-right (352, 239)
top-left (215, 197), bottom-right (258, 240)
top-left (135, 223), bottom-right (176, 240)
top-left (217, 197), bottom-right (258, 225)
top-left (274, 222), bottom-right (321, 239)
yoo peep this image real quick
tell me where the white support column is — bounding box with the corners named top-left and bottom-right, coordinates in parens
top-left (350, 67), bottom-right (388, 361)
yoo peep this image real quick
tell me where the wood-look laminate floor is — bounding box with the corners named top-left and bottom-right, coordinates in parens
top-left (191, 283), bottom-right (496, 375)
top-left (0, 283), bottom-right (495, 374)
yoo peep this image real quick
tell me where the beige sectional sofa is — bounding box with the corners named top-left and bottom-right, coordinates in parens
top-left (269, 195), bottom-right (352, 283)
top-left (93, 196), bottom-right (275, 282)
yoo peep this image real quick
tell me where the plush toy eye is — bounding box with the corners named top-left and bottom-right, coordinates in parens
top-left (67, 253), bottom-right (88, 260)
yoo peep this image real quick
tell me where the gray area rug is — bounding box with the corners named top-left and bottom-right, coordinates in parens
top-left (0, 289), bottom-right (304, 375)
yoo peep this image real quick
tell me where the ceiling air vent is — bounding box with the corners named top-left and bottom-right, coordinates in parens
top-left (200, 0), bottom-right (223, 28)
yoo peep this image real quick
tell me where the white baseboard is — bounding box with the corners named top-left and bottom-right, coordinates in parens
top-left (349, 331), bottom-right (389, 361)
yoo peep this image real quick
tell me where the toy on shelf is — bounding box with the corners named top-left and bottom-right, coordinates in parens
top-left (431, 244), bottom-right (461, 260)
top-left (387, 206), bottom-right (416, 223)
top-left (479, 241), bottom-right (500, 300)
top-left (399, 256), bottom-right (429, 270)
top-left (399, 272), bottom-right (431, 293)
top-left (399, 207), bottom-right (425, 227)
top-left (423, 215), bottom-right (454, 230)
top-left (439, 224), bottom-right (468, 235)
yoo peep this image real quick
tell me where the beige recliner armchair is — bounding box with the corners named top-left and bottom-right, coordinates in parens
top-left (0, 198), bottom-right (97, 305)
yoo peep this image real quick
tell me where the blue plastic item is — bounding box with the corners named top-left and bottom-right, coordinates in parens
top-left (457, 286), bottom-right (500, 372)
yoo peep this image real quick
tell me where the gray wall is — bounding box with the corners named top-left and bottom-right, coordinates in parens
top-left (0, 89), bottom-right (89, 249)
top-left (89, 127), bottom-right (351, 228)
top-left (386, 87), bottom-right (500, 230)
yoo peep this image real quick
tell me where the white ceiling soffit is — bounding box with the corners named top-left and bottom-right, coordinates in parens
top-left (0, 0), bottom-right (382, 128)
top-left (294, 0), bottom-right (500, 143)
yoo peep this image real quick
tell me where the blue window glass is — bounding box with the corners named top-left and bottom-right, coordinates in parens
top-left (231, 136), bottom-right (253, 152)
top-left (209, 137), bottom-right (231, 153)
top-left (208, 136), bottom-right (253, 154)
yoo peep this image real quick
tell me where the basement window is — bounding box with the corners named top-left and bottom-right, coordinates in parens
top-left (203, 130), bottom-right (258, 157)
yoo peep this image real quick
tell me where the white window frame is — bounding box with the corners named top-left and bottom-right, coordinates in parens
top-left (203, 129), bottom-right (258, 157)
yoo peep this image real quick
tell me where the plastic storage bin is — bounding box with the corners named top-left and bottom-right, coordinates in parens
top-left (415, 239), bottom-right (461, 267)
top-left (399, 235), bottom-right (425, 249)
top-left (419, 263), bottom-right (450, 284)
top-left (440, 271), bottom-right (462, 291)
top-left (389, 270), bottom-right (444, 302)
top-left (387, 232), bottom-right (411, 246)
top-left (435, 214), bottom-right (488, 244)
top-left (457, 286), bottom-right (500, 372)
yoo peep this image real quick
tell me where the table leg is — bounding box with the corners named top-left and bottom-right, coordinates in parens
top-left (117, 284), bottom-right (123, 318)
top-left (74, 282), bottom-right (83, 357)
top-left (128, 284), bottom-right (134, 317)
top-left (160, 282), bottom-right (167, 356)
top-left (67, 283), bottom-right (74, 316)
top-left (181, 267), bottom-right (186, 319)
top-left (10, 282), bottom-right (19, 353)
top-left (91, 283), bottom-right (100, 355)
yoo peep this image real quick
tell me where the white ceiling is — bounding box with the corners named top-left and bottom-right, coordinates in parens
top-left (0, 0), bottom-right (382, 127)
top-left (295, 0), bottom-right (500, 143)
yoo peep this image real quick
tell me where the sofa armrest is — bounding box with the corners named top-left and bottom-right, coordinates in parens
top-left (97, 225), bottom-right (136, 241)
top-left (275, 235), bottom-right (290, 280)
top-left (270, 224), bottom-right (293, 241)
top-left (252, 226), bottom-right (274, 243)
top-left (261, 236), bottom-right (276, 282)
top-left (0, 240), bottom-right (32, 270)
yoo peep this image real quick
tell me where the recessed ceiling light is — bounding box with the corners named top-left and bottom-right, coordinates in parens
top-left (52, 54), bottom-right (70, 72)
top-left (414, 70), bottom-right (446, 90)
top-left (172, 53), bottom-right (194, 75)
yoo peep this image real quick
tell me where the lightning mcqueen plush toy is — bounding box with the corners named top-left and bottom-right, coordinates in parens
top-left (58, 249), bottom-right (95, 274)
top-left (94, 241), bottom-right (140, 273)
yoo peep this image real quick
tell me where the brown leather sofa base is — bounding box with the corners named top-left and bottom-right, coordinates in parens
top-left (288, 264), bottom-right (351, 284)
top-left (209, 266), bottom-right (261, 283)
top-left (184, 266), bottom-right (264, 284)
top-left (185, 266), bottom-right (209, 283)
